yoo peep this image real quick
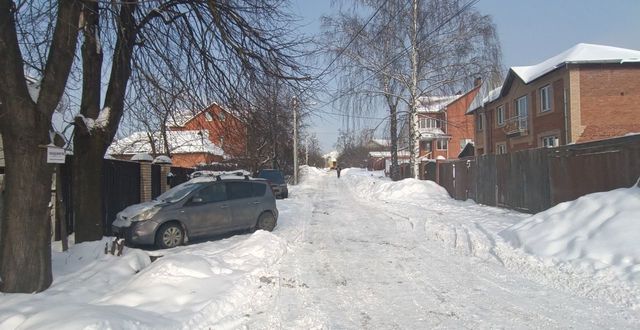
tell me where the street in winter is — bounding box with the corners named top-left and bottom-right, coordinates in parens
top-left (1, 1), bottom-right (640, 329)
top-left (1, 167), bottom-right (639, 328)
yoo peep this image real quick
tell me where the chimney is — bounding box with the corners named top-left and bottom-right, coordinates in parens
top-left (474, 77), bottom-right (482, 87)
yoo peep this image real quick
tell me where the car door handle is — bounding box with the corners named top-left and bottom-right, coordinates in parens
top-left (252, 201), bottom-right (261, 205)
top-left (220, 204), bottom-right (229, 209)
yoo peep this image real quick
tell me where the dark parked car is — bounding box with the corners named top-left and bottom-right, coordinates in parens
top-left (257, 169), bottom-right (288, 199)
top-left (112, 176), bottom-right (278, 249)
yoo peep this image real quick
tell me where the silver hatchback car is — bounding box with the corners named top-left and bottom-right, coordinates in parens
top-left (112, 176), bottom-right (278, 249)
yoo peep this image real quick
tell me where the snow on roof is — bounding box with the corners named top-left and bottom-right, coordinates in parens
top-left (168, 102), bottom-right (241, 127)
top-left (108, 130), bottom-right (224, 156)
top-left (418, 128), bottom-right (448, 140)
top-left (416, 95), bottom-right (459, 113)
top-left (368, 151), bottom-right (410, 158)
top-left (511, 43), bottom-right (640, 84)
top-left (466, 85), bottom-right (503, 114)
top-left (323, 151), bottom-right (339, 161)
top-left (371, 139), bottom-right (391, 147)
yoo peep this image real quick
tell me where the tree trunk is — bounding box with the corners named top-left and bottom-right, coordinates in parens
top-left (72, 135), bottom-right (106, 242)
top-left (0, 115), bottom-right (53, 293)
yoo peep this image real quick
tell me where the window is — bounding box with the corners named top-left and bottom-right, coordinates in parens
top-left (204, 112), bottom-right (213, 121)
top-left (226, 182), bottom-right (253, 200)
top-left (419, 117), bottom-right (440, 129)
top-left (476, 113), bottom-right (483, 131)
top-left (496, 143), bottom-right (507, 154)
top-left (515, 96), bottom-right (528, 130)
top-left (420, 141), bottom-right (432, 153)
top-left (496, 105), bottom-right (505, 126)
top-left (252, 183), bottom-right (267, 197)
top-left (459, 139), bottom-right (472, 150)
top-left (196, 183), bottom-right (227, 203)
top-left (219, 135), bottom-right (224, 146)
top-left (436, 139), bottom-right (448, 150)
top-left (218, 112), bottom-right (226, 121)
top-left (541, 135), bottom-right (559, 148)
top-left (540, 85), bottom-right (552, 112)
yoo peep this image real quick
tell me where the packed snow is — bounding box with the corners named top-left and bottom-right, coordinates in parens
top-left (1, 167), bottom-right (639, 328)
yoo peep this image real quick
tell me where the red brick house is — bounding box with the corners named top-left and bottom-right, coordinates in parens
top-left (416, 83), bottom-right (480, 161)
top-left (469, 43), bottom-right (640, 155)
top-left (108, 103), bottom-right (246, 167)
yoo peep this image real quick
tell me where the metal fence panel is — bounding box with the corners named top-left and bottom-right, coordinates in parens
top-left (169, 166), bottom-right (194, 187)
top-left (102, 159), bottom-right (140, 235)
top-left (549, 135), bottom-right (640, 206)
top-left (474, 154), bottom-right (496, 206)
top-left (438, 162), bottom-right (455, 197)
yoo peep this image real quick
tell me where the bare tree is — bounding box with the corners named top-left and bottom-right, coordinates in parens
top-left (324, 0), bottom-right (502, 178)
top-left (335, 129), bottom-right (370, 168)
top-left (0, 0), bottom-right (308, 293)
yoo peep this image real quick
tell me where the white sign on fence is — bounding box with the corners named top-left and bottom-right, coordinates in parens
top-left (47, 145), bottom-right (66, 164)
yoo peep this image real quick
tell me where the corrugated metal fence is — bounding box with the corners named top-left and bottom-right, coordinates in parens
top-left (436, 135), bottom-right (640, 213)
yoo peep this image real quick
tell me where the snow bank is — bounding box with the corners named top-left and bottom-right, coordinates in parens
top-left (501, 185), bottom-right (640, 282)
top-left (342, 168), bottom-right (450, 202)
top-left (0, 231), bottom-right (287, 329)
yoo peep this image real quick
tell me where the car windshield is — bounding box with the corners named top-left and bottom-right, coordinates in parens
top-left (155, 182), bottom-right (202, 203)
top-left (258, 170), bottom-right (285, 184)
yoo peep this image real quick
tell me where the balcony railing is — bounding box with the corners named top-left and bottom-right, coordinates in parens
top-left (503, 115), bottom-right (528, 136)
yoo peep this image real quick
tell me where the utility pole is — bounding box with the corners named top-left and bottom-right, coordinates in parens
top-left (305, 136), bottom-right (309, 165)
top-left (292, 96), bottom-right (299, 185)
top-left (410, 0), bottom-right (420, 179)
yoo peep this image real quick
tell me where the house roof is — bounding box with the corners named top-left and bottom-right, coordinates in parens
top-left (169, 102), bottom-right (241, 127)
top-left (108, 130), bottom-right (225, 156)
top-left (467, 43), bottom-right (640, 114)
top-left (509, 43), bottom-right (640, 85)
top-left (466, 85), bottom-right (502, 114)
top-left (416, 95), bottom-right (459, 113)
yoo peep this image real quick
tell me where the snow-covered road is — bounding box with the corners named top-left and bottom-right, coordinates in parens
top-left (244, 167), bottom-right (640, 328)
top-left (2, 167), bottom-right (640, 329)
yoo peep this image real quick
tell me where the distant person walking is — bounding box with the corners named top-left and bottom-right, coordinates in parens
top-left (336, 166), bottom-right (342, 178)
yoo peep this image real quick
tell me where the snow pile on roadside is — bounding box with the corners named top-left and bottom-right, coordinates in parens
top-left (501, 185), bottom-right (640, 282)
top-left (341, 168), bottom-right (450, 202)
top-left (0, 231), bottom-right (287, 329)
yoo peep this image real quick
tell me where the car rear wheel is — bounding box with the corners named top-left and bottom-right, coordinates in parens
top-left (155, 222), bottom-right (184, 249)
top-left (256, 212), bottom-right (277, 232)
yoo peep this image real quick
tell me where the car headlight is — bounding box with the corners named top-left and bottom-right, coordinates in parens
top-left (130, 206), bottom-right (162, 222)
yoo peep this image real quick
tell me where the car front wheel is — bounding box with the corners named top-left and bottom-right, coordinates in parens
top-left (256, 212), bottom-right (277, 232)
top-left (155, 222), bottom-right (184, 249)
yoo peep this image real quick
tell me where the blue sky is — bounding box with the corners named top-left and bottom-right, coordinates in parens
top-left (291, 0), bottom-right (640, 152)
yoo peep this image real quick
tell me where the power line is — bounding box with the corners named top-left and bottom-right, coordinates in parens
top-left (312, 0), bottom-right (393, 85)
top-left (320, 0), bottom-right (480, 109)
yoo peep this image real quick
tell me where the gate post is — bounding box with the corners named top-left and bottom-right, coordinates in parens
top-left (132, 153), bottom-right (153, 202)
top-left (153, 156), bottom-right (173, 194)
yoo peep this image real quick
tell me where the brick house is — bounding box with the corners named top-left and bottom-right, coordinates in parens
top-left (416, 83), bottom-right (480, 161)
top-left (468, 43), bottom-right (640, 155)
top-left (108, 103), bottom-right (246, 167)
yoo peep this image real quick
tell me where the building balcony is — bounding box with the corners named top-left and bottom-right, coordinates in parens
top-left (417, 127), bottom-right (447, 140)
top-left (503, 116), bottom-right (528, 137)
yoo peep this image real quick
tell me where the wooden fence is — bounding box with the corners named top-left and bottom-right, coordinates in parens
top-left (435, 135), bottom-right (640, 213)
